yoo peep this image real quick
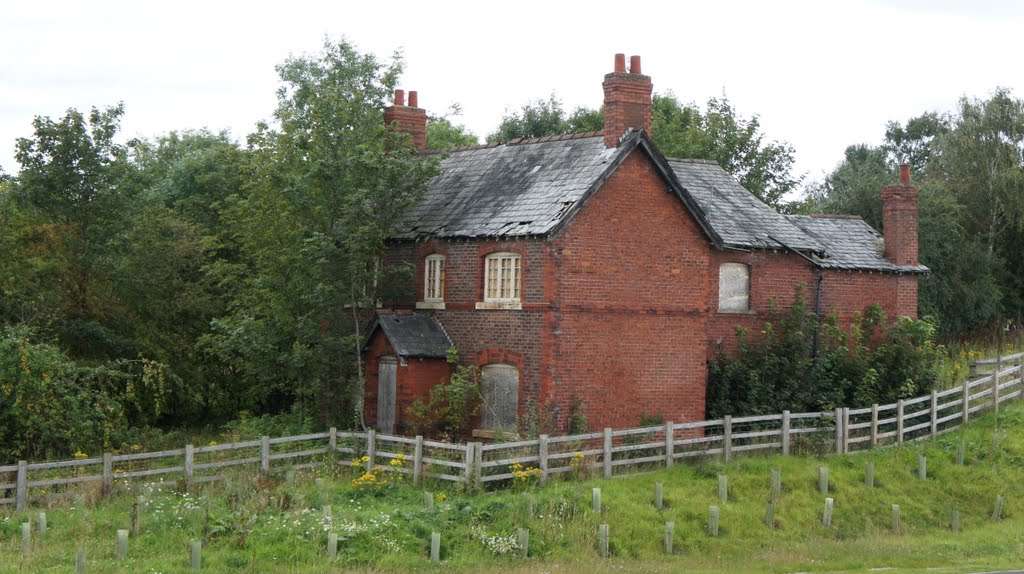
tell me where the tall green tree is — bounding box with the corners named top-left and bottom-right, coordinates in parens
top-left (486, 95), bottom-right (602, 142)
top-left (426, 105), bottom-right (478, 150)
top-left (202, 38), bottom-right (439, 426)
top-left (11, 105), bottom-right (138, 358)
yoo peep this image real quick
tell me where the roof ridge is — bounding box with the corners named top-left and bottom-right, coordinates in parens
top-left (807, 213), bottom-right (864, 220)
top-left (667, 157), bottom-right (721, 165)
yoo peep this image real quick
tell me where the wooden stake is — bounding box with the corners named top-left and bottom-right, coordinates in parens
top-left (132, 497), bottom-right (142, 537)
top-left (708, 505), bottom-right (720, 537)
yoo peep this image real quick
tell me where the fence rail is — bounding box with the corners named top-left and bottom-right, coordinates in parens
top-left (2, 355), bottom-right (1020, 510)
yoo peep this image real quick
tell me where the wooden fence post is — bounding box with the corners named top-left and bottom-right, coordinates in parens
top-left (834, 407), bottom-right (843, 454)
top-left (102, 452), bottom-right (113, 498)
top-left (870, 404), bottom-right (879, 447)
top-left (473, 442), bottom-right (483, 489)
top-left (723, 416), bottom-right (732, 463)
top-left (463, 442), bottom-right (474, 486)
top-left (413, 435), bottom-right (423, 486)
top-left (896, 400), bottom-right (905, 445)
top-left (781, 411), bottom-right (790, 456)
top-left (993, 358), bottom-right (1002, 413)
top-left (328, 427), bottom-right (337, 454)
top-left (538, 435), bottom-right (549, 486)
top-left (260, 436), bottom-right (270, 473)
top-left (842, 408), bottom-right (851, 453)
top-left (930, 390), bottom-right (939, 437)
top-left (15, 460), bottom-right (26, 511)
top-left (184, 444), bottom-right (194, 492)
top-left (603, 428), bottom-right (613, 479)
top-left (664, 421), bottom-right (674, 468)
top-left (366, 430), bottom-right (376, 473)
top-left (1016, 358), bottom-right (1023, 401)
top-left (962, 379), bottom-right (971, 425)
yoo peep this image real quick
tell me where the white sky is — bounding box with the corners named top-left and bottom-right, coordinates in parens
top-left (3, 0), bottom-right (1023, 192)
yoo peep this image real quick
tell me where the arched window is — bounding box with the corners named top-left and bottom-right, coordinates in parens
top-left (424, 254), bottom-right (445, 302)
top-left (480, 364), bottom-right (519, 431)
top-left (719, 263), bottom-right (750, 312)
top-left (484, 252), bottom-right (521, 303)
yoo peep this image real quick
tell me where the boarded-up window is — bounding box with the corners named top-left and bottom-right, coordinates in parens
top-left (719, 263), bottom-right (750, 312)
top-left (480, 364), bottom-right (519, 431)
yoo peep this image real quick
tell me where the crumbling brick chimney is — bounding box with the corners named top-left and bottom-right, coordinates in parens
top-left (603, 54), bottom-right (653, 148)
top-left (383, 89), bottom-right (427, 151)
top-left (881, 164), bottom-right (919, 266)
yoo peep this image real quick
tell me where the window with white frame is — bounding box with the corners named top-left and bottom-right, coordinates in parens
top-left (424, 254), bottom-right (445, 302)
top-left (484, 252), bottom-right (522, 303)
top-left (718, 263), bottom-right (750, 312)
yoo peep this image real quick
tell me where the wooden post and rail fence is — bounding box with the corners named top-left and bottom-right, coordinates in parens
top-left (2, 352), bottom-right (1021, 510)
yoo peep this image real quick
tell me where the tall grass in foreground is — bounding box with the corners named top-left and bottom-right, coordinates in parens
top-left (3, 404), bottom-right (1024, 573)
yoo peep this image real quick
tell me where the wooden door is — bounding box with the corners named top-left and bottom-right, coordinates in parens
top-left (376, 356), bottom-right (397, 434)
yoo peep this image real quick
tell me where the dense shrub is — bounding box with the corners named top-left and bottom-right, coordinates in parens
top-left (707, 289), bottom-right (944, 418)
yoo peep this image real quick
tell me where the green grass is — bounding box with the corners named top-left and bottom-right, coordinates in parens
top-left (4, 405), bottom-right (1024, 573)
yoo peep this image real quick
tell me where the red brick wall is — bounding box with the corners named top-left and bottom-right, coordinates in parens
top-left (549, 151), bottom-right (710, 429)
top-left (363, 329), bottom-right (452, 433)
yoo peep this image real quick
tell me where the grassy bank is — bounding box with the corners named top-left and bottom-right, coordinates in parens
top-left (3, 404), bottom-right (1024, 573)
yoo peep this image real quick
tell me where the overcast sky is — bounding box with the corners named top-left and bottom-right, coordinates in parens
top-left (3, 0), bottom-right (1022, 193)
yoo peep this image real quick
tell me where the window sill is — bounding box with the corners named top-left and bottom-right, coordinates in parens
top-left (416, 301), bottom-right (446, 310)
top-left (475, 301), bottom-right (522, 310)
top-left (717, 309), bottom-right (756, 315)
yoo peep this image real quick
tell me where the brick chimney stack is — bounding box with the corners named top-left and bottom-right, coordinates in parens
top-left (602, 53), bottom-right (653, 147)
top-left (881, 164), bottom-right (919, 266)
top-left (383, 89), bottom-right (427, 151)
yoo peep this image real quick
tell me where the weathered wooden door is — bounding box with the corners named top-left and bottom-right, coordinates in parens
top-left (481, 364), bottom-right (519, 431)
top-left (376, 356), bottom-right (397, 434)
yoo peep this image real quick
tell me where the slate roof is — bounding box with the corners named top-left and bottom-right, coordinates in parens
top-left (395, 130), bottom-right (926, 274)
top-left (396, 132), bottom-right (619, 239)
top-left (786, 215), bottom-right (929, 273)
top-left (364, 314), bottom-right (453, 359)
top-left (666, 159), bottom-right (823, 253)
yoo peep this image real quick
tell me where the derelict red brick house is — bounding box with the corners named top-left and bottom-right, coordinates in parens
top-left (363, 54), bottom-right (928, 436)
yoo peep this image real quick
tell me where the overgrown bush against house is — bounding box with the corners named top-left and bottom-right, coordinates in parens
top-left (707, 287), bottom-right (944, 418)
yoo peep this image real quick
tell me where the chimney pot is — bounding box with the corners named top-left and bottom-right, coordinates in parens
top-left (629, 55), bottom-right (641, 75)
top-left (900, 163), bottom-right (911, 186)
top-left (408, 90), bottom-right (418, 108)
top-left (394, 89), bottom-right (405, 107)
top-left (614, 53), bottom-right (626, 73)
